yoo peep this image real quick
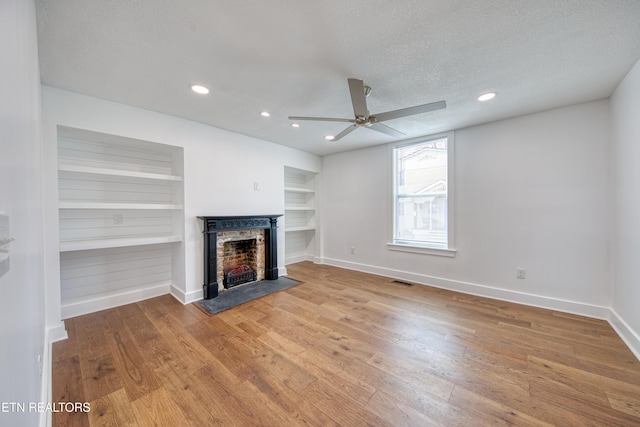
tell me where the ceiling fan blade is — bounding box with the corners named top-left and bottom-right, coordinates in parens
top-left (373, 100), bottom-right (446, 122)
top-left (367, 122), bottom-right (405, 138)
top-left (332, 123), bottom-right (358, 141)
top-left (288, 116), bottom-right (355, 123)
top-left (347, 78), bottom-right (369, 119)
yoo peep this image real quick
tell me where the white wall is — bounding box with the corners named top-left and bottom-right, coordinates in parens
top-left (610, 59), bottom-right (640, 357)
top-left (41, 87), bottom-right (321, 307)
top-left (321, 100), bottom-right (611, 318)
top-left (0, 1), bottom-right (48, 426)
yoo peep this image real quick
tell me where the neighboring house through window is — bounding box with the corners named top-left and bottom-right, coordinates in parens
top-left (389, 133), bottom-right (456, 257)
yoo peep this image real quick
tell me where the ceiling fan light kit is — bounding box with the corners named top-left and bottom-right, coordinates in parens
top-left (289, 78), bottom-right (446, 141)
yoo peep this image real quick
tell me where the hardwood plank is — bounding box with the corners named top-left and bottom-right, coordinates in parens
top-left (73, 310), bottom-right (113, 360)
top-left (87, 388), bottom-right (138, 427)
top-left (606, 390), bottom-right (640, 418)
top-left (365, 389), bottom-right (446, 427)
top-left (528, 355), bottom-right (640, 406)
top-left (229, 325), bottom-right (317, 392)
top-left (278, 339), bottom-right (377, 407)
top-left (138, 308), bottom-right (214, 375)
top-left (131, 387), bottom-right (187, 427)
top-left (300, 379), bottom-right (393, 427)
top-left (528, 377), bottom-right (640, 426)
top-left (193, 365), bottom-right (269, 426)
top-left (240, 378), bottom-right (310, 427)
top-left (271, 289), bottom-right (345, 322)
top-left (101, 310), bottom-right (161, 402)
top-left (449, 385), bottom-right (553, 427)
top-left (185, 317), bottom-right (260, 383)
top-left (80, 353), bottom-right (123, 403)
top-left (51, 262), bottom-right (640, 426)
top-left (153, 364), bottom-right (228, 426)
top-left (140, 293), bottom-right (208, 327)
top-left (367, 350), bottom-right (455, 401)
top-left (52, 355), bottom-right (89, 427)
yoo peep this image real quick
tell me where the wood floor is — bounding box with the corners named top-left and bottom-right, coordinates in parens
top-left (53, 262), bottom-right (640, 426)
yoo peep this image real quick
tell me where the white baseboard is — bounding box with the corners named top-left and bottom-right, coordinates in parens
top-left (61, 282), bottom-right (171, 319)
top-left (321, 257), bottom-right (611, 320)
top-left (170, 284), bottom-right (202, 304)
top-left (40, 322), bottom-right (69, 427)
top-left (48, 321), bottom-right (68, 343)
top-left (285, 254), bottom-right (315, 265)
top-left (608, 309), bottom-right (640, 362)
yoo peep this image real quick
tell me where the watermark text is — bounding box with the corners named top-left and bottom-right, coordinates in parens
top-left (1, 402), bottom-right (90, 413)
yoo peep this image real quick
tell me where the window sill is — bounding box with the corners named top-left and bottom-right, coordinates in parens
top-left (386, 242), bottom-right (457, 258)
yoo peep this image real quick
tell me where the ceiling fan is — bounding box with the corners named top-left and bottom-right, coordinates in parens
top-left (289, 78), bottom-right (446, 141)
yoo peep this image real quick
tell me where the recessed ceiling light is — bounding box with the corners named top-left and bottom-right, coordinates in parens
top-left (291, 123), bottom-right (300, 128)
top-left (260, 111), bottom-right (271, 117)
top-left (190, 84), bottom-right (209, 95)
top-left (478, 92), bottom-right (497, 102)
top-left (325, 135), bottom-right (335, 141)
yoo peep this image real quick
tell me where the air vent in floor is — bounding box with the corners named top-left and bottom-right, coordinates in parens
top-left (392, 280), bottom-right (414, 287)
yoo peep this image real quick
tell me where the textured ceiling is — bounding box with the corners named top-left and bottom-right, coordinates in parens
top-left (35, 0), bottom-right (640, 156)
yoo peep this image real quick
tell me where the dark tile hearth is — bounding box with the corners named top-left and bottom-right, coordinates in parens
top-left (196, 276), bottom-right (301, 315)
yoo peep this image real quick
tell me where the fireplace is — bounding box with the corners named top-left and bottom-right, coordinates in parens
top-left (198, 215), bottom-right (282, 299)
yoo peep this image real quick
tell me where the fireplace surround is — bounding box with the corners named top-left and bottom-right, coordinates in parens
top-left (198, 215), bottom-right (282, 299)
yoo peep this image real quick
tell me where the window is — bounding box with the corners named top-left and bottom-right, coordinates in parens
top-left (390, 133), bottom-right (455, 256)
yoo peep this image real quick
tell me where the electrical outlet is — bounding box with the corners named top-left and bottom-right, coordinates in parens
top-left (350, 247), bottom-right (355, 254)
top-left (516, 268), bottom-right (526, 279)
top-left (253, 181), bottom-right (260, 191)
top-left (113, 214), bottom-right (123, 225)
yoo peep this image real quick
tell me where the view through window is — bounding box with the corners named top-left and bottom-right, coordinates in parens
top-left (394, 136), bottom-right (449, 248)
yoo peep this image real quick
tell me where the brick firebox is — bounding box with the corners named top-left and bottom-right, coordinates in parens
top-left (217, 229), bottom-right (265, 286)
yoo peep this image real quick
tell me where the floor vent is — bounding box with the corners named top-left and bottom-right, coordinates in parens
top-left (392, 280), bottom-right (414, 287)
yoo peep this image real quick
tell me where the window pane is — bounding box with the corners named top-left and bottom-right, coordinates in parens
top-left (395, 137), bottom-right (447, 246)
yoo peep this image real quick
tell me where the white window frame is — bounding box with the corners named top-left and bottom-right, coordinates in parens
top-left (387, 132), bottom-right (456, 257)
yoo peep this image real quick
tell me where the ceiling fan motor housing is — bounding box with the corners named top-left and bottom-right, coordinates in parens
top-left (288, 78), bottom-right (446, 141)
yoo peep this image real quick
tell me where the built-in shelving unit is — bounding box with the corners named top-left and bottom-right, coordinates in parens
top-left (284, 166), bottom-right (318, 264)
top-left (57, 126), bottom-right (185, 318)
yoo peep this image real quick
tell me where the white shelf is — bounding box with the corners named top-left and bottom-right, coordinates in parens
top-left (60, 235), bottom-right (182, 252)
top-left (59, 202), bottom-right (183, 210)
top-left (284, 205), bottom-right (315, 211)
top-left (285, 226), bottom-right (316, 232)
top-left (59, 163), bottom-right (182, 181)
top-left (284, 186), bottom-right (315, 194)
